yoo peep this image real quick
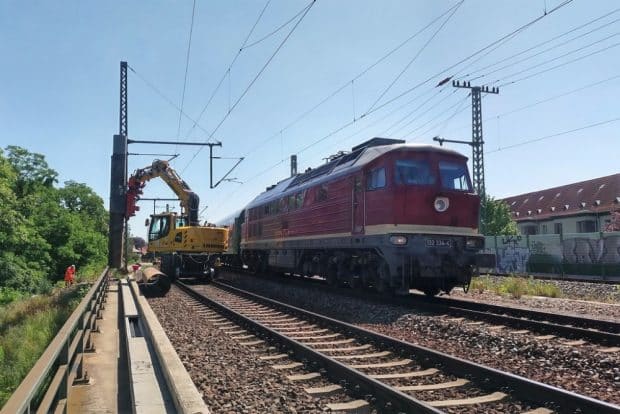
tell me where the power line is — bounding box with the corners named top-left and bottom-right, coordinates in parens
top-left (486, 116), bottom-right (620, 153)
top-left (365, 0), bottom-right (464, 113)
top-left (241, 3), bottom-right (310, 50)
top-left (181, 0), bottom-right (316, 173)
top-left (389, 89), bottom-right (459, 136)
top-left (127, 65), bottom-right (214, 139)
top-left (497, 40), bottom-right (620, 87)
top-left (209, 1), bottom-right (577, 214)
top-left (237, 1), bottom-right (469, 159)
top-left (380, 87), bottom-right (450, 135)
top-left (176, 0), bottom-right (198, 153)
top-left (402, 16), bottom-right (620, 138)
top-left (440, 73), bottom-right (620, 136)
top-left (359, 0), bottom-right (574, 119)
top-left (185, 0), bottom-right (272, 139)
top-left (466, 9), bottom-right (620, 80)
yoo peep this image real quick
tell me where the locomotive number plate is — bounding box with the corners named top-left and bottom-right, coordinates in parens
top-left (425, 238), bottom-right (452, 247)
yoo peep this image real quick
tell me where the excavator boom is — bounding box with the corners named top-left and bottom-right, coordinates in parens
top-left (126, 160), bottom-right (199, 225)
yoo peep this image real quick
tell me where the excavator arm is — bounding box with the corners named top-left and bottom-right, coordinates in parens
top-left (125, 160), bottom-right (200, 225)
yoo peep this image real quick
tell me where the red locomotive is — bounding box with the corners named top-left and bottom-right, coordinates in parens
top-left (222, 138), bottom-right (491, 296)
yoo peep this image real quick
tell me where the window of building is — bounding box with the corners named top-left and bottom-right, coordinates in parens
top-left (522, 225), bottom-right (538, 235)
top-left (554, 222), bottom-right (563, 234)
top-left (439, 161), bottom-right (472, 191)
top-left (288, 195), bottom-right (296, 210)
top-left (395, 160), bottom-right (435, 185)
top-left (541, 224), bottom-right (548, 234)
top-left (366, 167), bottom-right (386, 190)
top-left (577, 220), bottom-right (597, 233)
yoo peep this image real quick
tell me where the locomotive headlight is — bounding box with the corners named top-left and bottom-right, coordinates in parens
top-left (466, 237), bottom-right (484, 249)
top-left (389, 235), bottom-right (408, 245)
top-left (434, 197), bottom-right (449, 212)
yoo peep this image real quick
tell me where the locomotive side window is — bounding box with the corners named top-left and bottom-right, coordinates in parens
top-left (316, 184), bottom-right (328, 202)
top-left (366, 167), bottom-right (386, 190)
top-left (295, 191), bottom-right (305, 209)
top-left (439, 161), bottom-right (472, 191)
top-left (395, 160), bottom-right (435, 185)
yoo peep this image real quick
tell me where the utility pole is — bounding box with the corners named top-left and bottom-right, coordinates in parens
top-left (450, 80), bottom-right (499, 197)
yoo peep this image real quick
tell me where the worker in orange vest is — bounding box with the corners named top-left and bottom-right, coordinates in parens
top-left (64, 265), bottom-right (76, 287)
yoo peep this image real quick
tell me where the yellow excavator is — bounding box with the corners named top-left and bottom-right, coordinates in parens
top-left (125, 160), bottom-right (228, 280)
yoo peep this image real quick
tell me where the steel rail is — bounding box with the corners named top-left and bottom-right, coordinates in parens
top-left (1, 268), bottom-right (109, 414)
top-left (404, 295), bottom-right (620, 346)
top-left (175, 280), bottom-right (442, 414)
top-left (422, 295), bottom-right (620, 333)
top-left (209, 279), bottom-right (620, 413)
top-left (220, 269), bottom-right (620, 345)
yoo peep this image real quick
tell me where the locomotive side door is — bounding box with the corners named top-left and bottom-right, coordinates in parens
top-left (352, 174), bottom-right (365, 234)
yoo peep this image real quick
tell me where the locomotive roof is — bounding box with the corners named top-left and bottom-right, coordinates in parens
top-left (245, 142), bottom-right (466, 209)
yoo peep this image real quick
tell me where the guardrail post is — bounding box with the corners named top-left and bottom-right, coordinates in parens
top-left (58, 339), bottom-right (69, 406)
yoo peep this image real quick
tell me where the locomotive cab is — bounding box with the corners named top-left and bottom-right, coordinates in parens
top-left (363, 146), bottom-right (486, 295)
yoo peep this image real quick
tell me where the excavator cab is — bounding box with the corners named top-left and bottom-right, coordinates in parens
top-left (148, 214), bottom-right (172, 242)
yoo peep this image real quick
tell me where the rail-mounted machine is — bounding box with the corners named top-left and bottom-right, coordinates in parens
top-left (125, 160), bottom-right (228, 279)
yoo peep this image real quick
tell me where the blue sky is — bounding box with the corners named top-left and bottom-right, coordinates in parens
top-left (1, 0), bottom-right (618, 238)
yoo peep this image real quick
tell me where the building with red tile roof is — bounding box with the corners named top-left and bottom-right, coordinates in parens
top-left (502, 173), bottom-right (620, 235)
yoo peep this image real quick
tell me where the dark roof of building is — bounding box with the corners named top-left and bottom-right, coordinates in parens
top-left (502, 173), bottom-right (620, 222)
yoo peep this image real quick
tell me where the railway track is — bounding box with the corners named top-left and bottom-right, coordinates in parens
top-left (176, 279), bottom-right (619, 413)
top-left (408, 295), bottom-right (620, 347)
top-left (218, 269), bottom-right (620, 347)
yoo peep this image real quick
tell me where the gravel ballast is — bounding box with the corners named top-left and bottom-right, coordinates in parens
top-left (148, 287), bottom-right (334, 413)
top-left (218, 271), bottom-right (620, 406)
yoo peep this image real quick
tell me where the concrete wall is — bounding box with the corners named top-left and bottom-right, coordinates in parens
top-left (483, 231), bottom-right (620, 277)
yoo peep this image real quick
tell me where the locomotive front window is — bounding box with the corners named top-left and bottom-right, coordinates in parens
top-left (395, 160), bottom-right (435, 185)
top-left (439, 161), bottom-right (472, 191)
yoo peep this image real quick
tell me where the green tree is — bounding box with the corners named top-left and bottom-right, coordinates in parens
top-left (5, 146), bottom-right (58, 197)
top-left (0, 147), bottom-right (108, 291)
top-left (480, 194), bottom-right (518, 236)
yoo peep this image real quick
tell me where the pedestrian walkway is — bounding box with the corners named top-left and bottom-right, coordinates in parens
top-left (67, 282), bottom-right (131, 413)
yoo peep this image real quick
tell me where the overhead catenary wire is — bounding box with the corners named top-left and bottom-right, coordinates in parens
top-left (237, 1), bottom-right (470, 159)
top-left (181, 0), bottom-right (316, 173)
top-left (404, 10), bottom-right (620, 139)
top-left (383, 4), bottom-right (618, 141)
top-left (486, 116), bottom-right (620, 153)
top-left (209, 1), bottom-right (577, 216)
top-left (465, 9), bottom-right (620, 80)
top-left (175, 0), bottom-right (198, 154)
top-left (127, 65), bottom-right (216, 139)
top-left (365, 0), bottom-right (464, 114)
top-left (496, 40), bottom-right (620, 87)
top-left (442, 73), bottom-right (620, 135)
top-left (184, 0), bottom-right (272, 139)
top-left (358, 0), bottom-right (574, 120)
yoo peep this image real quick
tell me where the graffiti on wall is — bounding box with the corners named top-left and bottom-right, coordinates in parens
top-left (485, 233), bottom-right (620, 275)
top-left (563, 235), bottom-right (620, 264)
top-left (494, 235), bottom-right (530, 273)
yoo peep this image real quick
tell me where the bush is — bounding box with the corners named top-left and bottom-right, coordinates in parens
top-left (466, 275), bottom-right (563, 299)
top-left (0, 286), bottom-right (85, 407)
